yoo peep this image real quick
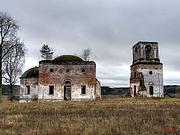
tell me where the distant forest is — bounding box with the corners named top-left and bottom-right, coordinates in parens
top-left (2, 85), bottom-right (180, 98)
top-left (101, 85), bottom-right (180, 98)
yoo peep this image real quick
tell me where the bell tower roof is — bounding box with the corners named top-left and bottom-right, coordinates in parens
top-left (133, 41), bottom-right (158, 47)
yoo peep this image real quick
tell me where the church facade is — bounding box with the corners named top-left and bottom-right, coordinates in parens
top-left (129, 42), bottom-right (164, 97)
top-left (20, 55), bottom-right (101, 101)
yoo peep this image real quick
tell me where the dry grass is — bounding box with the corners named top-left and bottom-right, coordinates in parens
top-left (0, 98), bottom-right (179, 135)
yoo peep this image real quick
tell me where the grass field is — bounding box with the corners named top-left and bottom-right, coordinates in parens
top-left (0, 98), bottom-right (179, 135)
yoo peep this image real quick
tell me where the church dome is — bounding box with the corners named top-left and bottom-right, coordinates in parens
top-left (53, 55), bottom-right (84, 62)
top-left (21, 67), bottom-right (39, 78)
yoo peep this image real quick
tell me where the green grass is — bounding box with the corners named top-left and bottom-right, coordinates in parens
top-left (0, 98), bottom-right (179, 135)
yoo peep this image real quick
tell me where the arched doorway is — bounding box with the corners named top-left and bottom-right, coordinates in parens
top-left (64, 81), bottom-right (71, 100)
top-left (134, 85), bottom-right (137, 96)
top-left (149, 86), bottom-right (153, 96)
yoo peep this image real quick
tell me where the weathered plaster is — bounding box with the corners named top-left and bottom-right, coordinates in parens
top-left (130, 42), bottom-right (164, 97)
top-left (20, 59), bottom-right (101, 101)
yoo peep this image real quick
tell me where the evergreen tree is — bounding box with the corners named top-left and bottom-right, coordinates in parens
top-left (40, 44), bottom-right (53, 60)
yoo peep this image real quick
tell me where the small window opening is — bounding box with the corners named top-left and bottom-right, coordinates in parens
top-left (26, 86), bottom-right (30, 95)
top-left (49, 86), bottom-right (54, 95)
top-left (81, 85), bottom-right (86, 94)
top-left (134, 72), bottom-right (136, 78)
top-left (149, 71), bottom-right (152, 75)
top-left (66, 69), bottom-right (70, 73)
top-left (50, 68), bottom-right (54, 72)
top-left (145, 45), bottom-right (152, 59)
top-left (82, 69), bottom-right (85, 73)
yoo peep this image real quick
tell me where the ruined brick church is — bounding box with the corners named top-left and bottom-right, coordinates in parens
top-left (20, 55), bottom-right (101, 101)
top-left (20, 41), bottom-right (164, 101)
top-left (130, 42), bottom-right (164, 97)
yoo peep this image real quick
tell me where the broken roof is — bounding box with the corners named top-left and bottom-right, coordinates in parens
top-left (20, 67), bottom-right (39, 78)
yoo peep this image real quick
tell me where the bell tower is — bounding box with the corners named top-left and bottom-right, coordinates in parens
top-left (133, 42), bottom-right (160, 64)
top-left (130, 41), bottom-right (164, 97)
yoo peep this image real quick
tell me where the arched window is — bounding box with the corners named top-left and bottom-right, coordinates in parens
top-left (65, 81), bottom-right (71, 86)
top-left (64, 81), bottom-right (71, 100)
top-left (145, 45), bottom-right (151, 59)
top-left (134, 46), bottom-right (140, 60)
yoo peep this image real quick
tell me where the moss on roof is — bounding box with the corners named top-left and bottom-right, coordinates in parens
top-left (53, 55), bottom-right (84, 62)
top-left (21, 67), bottom-right (39, 78)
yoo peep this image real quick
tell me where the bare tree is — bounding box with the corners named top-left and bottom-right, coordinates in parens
top-left (0, 11), bottom-right (21, 102)
top-left (81, 48), bottom-right (92, 61)
top-left (40, 44), bottom-right (53, 60)
top-left (2, 39), bottom-right (25, 100)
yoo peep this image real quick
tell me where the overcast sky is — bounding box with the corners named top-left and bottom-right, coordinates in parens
top-left (0, 0), bottom-right (180, 87)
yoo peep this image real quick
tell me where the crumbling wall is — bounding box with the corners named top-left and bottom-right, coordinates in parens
top-left (130, 63), bottom-right (163, 97)
top-left (137, 65), bottom-right (163, 97)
